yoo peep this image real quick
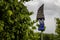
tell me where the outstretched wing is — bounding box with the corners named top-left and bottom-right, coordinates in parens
top-left (37, 4), bottom-right (45, 20)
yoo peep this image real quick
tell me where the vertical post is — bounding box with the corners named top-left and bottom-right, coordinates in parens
top-left (41, 31), bottom-right (43, 40)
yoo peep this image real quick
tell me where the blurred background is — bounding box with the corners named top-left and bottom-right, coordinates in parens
top-left (24, 0), bottom-right (60, 34)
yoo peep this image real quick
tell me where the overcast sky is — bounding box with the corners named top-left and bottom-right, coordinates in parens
top-left (24, 0), bottom-right (60, 34)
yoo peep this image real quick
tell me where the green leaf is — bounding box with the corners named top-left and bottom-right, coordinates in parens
top-left (32, 26), bottom-right (36, 30)
top-left (7, 10), bottom-right (13, 16)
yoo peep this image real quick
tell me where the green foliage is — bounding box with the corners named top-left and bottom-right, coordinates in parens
top-left (44, 34), bottom-right (50, 40)
top-left (56, 18), bottom-right (60, 35)
top-left (20, 0), bottom-right (30, 2)
top-left (32, 26), bottom-right (36, 30)
top-left (43, 34), bottom-right (55, 40)
top-left (0, 20), bottom-right (4, 32)
top-left (55, 18), bottom-right (60, 40)
top-left (7, 10), bottom-right (13, 16)
top-left (28, 32), bottom-right (40, 40)
top-left (0, 0), bottom-right (39, 40)
top-left (0, 0), bottom-right (55, 40)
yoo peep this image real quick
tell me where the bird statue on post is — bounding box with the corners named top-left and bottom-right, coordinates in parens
top-left (37, 4), bottom-right (45, 31)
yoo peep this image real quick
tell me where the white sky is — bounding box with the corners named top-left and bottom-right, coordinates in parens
top-left (24, 0), bottom-right (60, 34)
